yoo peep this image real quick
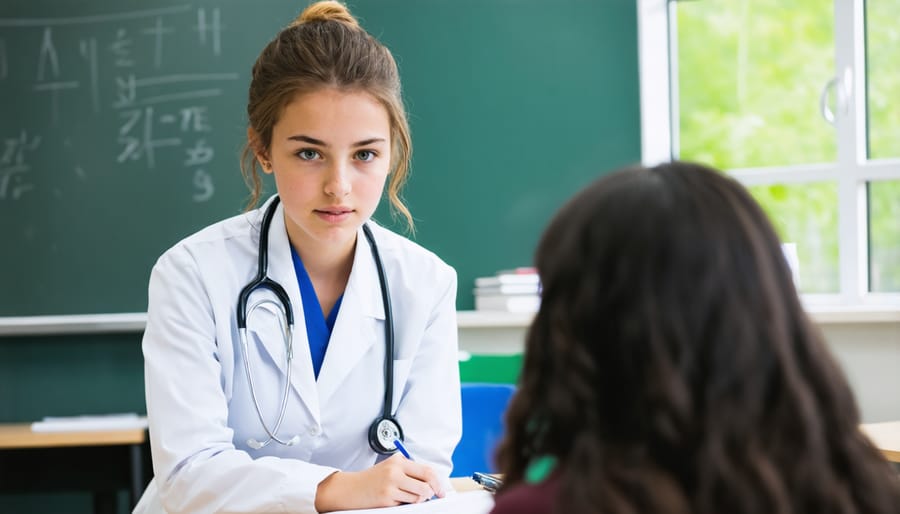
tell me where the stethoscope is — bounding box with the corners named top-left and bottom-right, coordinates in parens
top-left (236, 196), bottom-right (404, 454)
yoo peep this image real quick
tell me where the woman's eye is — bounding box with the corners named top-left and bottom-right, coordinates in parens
top-left (355, 150), bottom-right (376, 162)
top-left (297, 149), bottom-right (320, 161)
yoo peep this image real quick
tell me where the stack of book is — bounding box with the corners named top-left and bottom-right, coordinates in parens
top-left (473, 268), bottom-right (541, 313)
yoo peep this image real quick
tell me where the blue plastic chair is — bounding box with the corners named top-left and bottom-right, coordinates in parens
top-left (451, 383), bottom-right (516, 477)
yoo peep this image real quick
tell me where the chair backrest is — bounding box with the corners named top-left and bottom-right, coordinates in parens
top-left (451, 383), bottom-right (516, 477)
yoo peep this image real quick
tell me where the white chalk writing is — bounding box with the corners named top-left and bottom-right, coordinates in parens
top-left (1, 5), bottom-right (231, 202)
top-left (0, 131), bottom-right (41, 200)
top-left (0, 39), bottom-right (8, 80)
top-left (196, 8), bottom-right (223, 57)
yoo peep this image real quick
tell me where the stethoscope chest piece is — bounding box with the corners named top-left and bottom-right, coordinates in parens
top-left (368, 416), bottom-right (403, 455)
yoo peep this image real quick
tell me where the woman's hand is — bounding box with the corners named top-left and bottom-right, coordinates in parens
top-left (314, 454), bottom-right (446, 512)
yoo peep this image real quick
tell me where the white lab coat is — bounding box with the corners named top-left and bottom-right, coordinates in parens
top-left (134, 195), bottom-right (462, 514)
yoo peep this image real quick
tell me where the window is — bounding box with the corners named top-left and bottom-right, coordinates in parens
top-left (639, 0), bottom-right (900, 302)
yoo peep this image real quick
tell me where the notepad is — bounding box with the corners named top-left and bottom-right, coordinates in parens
top-left (334, 490), bottom-right (494, 513)
top-left (31, 413), bottom-right (148, 432)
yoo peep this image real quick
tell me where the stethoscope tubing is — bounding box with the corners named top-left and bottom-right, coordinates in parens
top-left (239, 322), bottom-right (298, 449)
top-left (362, 222), bottom-right (395, 423)
top-left (235, 196), bottom-right (400, 452)
top-left (237, 196), bottom-right (294, 330)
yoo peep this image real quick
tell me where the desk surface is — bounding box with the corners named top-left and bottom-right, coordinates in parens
top-left (861, 421), bottom-right (900, 463)
top-left (0, 423), bottom-right (146, 449)
top-left (0, 421), bottom-right (893, 459)
top-left (451, 477), bottom-right (485, 492)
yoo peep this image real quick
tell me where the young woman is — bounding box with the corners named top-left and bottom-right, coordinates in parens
top-left (491, 161), bottom-right (900, 514)
top-left (135, 2), bottom-right (461, 512)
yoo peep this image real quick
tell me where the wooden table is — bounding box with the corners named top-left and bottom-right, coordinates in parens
top-left (452, 476), bottom-right (485, 492)
top-left (0, 423), bottom-right (147, 513)
top-left (861, 421), bottom-right (900, 463)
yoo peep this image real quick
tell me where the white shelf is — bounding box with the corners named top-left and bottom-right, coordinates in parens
top-left (0, 305), bottom-right (896, 337)
top-left (0, 313), bottom-right (147, 336)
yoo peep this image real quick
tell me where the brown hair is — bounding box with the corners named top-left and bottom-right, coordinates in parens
top-left (240, 0), bottom-right (413, 230)
top-left (496, 161), bottom-right (900, 513)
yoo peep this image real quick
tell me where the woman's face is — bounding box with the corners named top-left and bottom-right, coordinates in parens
top-left (259, 88), bottom-right (392, 258)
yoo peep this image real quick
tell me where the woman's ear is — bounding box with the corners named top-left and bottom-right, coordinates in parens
top-left (247, 127), bottom-right (273, 174)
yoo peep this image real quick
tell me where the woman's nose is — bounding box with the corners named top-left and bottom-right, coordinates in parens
top-left (323, 162), bottom-right (351, 198)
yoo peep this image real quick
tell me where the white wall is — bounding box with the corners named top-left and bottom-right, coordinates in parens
top-left (822, 322), bottom-right (900, 422)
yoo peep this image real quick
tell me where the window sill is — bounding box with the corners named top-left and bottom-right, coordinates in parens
top-left (457, 305), bottom-right (900, 329)
top-left (802, 305), bottom-right (900, 324)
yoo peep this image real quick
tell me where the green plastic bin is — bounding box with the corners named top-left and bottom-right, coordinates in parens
top-left (458, 353), bottom-right (522, 384)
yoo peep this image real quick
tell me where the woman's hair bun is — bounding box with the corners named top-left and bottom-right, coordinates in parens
top-left (293, 1), bottom-right (360, 28)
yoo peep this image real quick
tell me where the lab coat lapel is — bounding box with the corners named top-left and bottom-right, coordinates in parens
top-left (316, 223), bottom-right (386, 407)
top-left (254, 199), bottom-right (321, 422)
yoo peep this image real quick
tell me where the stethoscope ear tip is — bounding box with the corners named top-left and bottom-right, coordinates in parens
top-left (287, 435), bottom-right (301, 446)
top-left (247, 439), bottom-right (265, 450)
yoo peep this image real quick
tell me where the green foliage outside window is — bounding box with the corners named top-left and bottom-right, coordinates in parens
top-left (675, 0), bottom-right (900, 293)
top-left (866, 1), bottom-right (900, 292)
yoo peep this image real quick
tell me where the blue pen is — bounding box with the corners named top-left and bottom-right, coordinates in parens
top-left (393, 439), bottom-right (412, 459)
top-left (394, 439), bottom-right (440, 500)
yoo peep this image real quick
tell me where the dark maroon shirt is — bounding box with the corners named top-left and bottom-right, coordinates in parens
top-left (490, 475), bottom-right (560, 514)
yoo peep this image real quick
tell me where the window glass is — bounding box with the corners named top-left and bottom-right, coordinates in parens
top-left (675, 0), bottom-right (835, 169)
top-left (865, 0), bottom-right (900, 160)
top-left (868, 180), bottom-right (900, 292)
top-left (748, 182), bottom-right (838, 293)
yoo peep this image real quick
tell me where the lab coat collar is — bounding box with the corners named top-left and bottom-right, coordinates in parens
top-left (316, 221), bottom-right (386, 407)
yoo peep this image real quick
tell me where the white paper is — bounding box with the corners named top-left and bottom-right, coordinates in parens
top-left (334, 490), bottom-right (494, 514)
top-left (31, 413), bottom-right (148, 432)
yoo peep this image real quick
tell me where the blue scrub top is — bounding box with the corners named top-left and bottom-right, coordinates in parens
top-left (290, 246), bottom-right (343, 379)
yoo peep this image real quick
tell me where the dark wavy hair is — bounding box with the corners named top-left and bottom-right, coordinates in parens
top-left (496, 161), bottom-right (900, 513)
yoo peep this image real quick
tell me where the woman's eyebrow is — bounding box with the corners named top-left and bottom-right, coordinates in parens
top-left (353, 138), bottom-right (387, 147)
top-left (287, 134), bottom-right (327, 146)
top-left (285, 135), bottom-right (386, 147)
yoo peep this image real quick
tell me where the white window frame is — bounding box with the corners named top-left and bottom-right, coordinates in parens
top-left (638, 0), bottom-right (900, 306)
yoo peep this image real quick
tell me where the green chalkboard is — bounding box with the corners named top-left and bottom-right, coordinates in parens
top-left (0, 0), bottom-right (640, 315)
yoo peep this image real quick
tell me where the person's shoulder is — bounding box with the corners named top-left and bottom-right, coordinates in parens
top-left (366, 220), bottom-right (456, 280)
top-left (490, 476), bottom-right (560, 514)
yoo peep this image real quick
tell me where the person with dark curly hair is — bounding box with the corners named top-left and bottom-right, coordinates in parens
top-left (491, 161), bottom-right (900, 514)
